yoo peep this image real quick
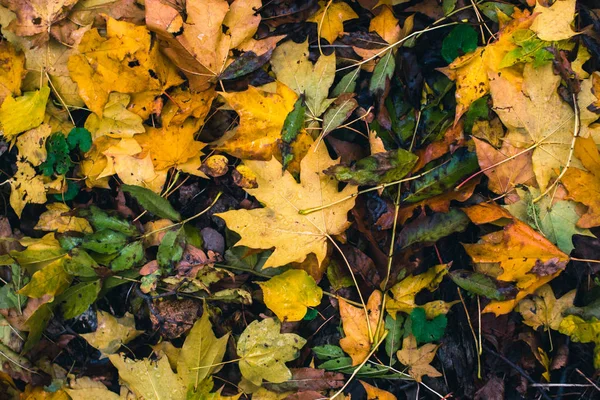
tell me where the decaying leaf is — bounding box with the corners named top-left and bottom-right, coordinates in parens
top-left (81, 311), bottom-right (143, 355)
top-left (517, 284), bottom-right (575, 331)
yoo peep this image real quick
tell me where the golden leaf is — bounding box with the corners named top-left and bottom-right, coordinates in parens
top-left (340, 290), bottom-right (384, 365)
top-left (396, 335), bottom-right (441, 382)
top-left (216, 141), bottom-right (356, 269)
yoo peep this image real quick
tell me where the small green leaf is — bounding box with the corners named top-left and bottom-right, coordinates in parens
top-left (23, 303), bottom-right (52, 353)
top-left (67, 127), bottom-right (92, 152)
top-left (449, 269), bottom-right (518, 300)
top-left (280, 96), bottom-right (307, 171)
top-left (63, 248), bottom-right (99, 277)
top-left (479, 2), bottom-right (515, 22)
top-left (409, 308), bottom-right (447, 343)
top-left (322, 93), bottom-right (358, 136)
top-left (82, 206), bottom-right (138, 236)
top-left (121, 185), bottom-right (181, 221)
top-left (332, 69), bottom-right (358, 97)
top-left (313, 344), bottom-right (346, 360)
top-left (405, 148), bottom-right (479, 203)
top-left (396, 209), bottom-right (470, 249)
top-left (464, 96), bottom-right (490, 133)
top-left (110, 241), bottom-right (144, 272)
top-left (324, 149), bottom-right (418, 186)
top-left (370, 50), bottom-right (395, 95)
top-left (52, 181), bottom-right (80, 202)
top-left (57, 280), bottom-right (101, 319)
top-left (40, 132), bottom-right (72, 176)
top-left (82, 230), bottom-right (129, 254)
top-left (157, 230), bottom-right (184, 269)
top-left (441, 25), bottom-right (478, 63)
top-left (385, 314), bottom-right (404, 358)
top-left (443, 0), bottom-right (457, 15)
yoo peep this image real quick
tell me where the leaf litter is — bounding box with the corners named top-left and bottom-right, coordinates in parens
top-left (0, 0), bottom-right (600, 398)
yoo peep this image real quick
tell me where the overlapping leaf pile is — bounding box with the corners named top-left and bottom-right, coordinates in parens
top-left (1, 0), bottom-right (600, 398)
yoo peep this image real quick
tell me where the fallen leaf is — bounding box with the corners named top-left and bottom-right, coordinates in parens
top-left (463, 218), bottom-right (569, 315)
top-left (109, 352), bottom-right (186, 399)
top-left (9, 161), bottom-right (47, 218)
top-left (178, 307), bottom-right (229, 393)
top-left (68, 17), bottom-right (182, 116)
top-left (386, 264), bottom-right (448, 318)
top-left (473, 137), bottom-right (537, 198)
top-left (271, 40), bottom-right (335, 118)
top-left (360, 381), bottom-right (397, 400)
top-left (396, 334), bottom-right (442, 382)
top-left (216, 141), bottom-right (356, 269)
top-left (259, 269), bottom-right (323, 322)
top-left (81, 311), bottom-right (143, 355)
top-left (217, 82), bottom-right (298, 160)
top-left (339, 290), bottom-right (384, 365)
top-left (0, 86), bottom-right (50, 141)
top-left (237, 318), bottom-right (307, 385)
top-left (0, 41), bottom-right (24, 105)
top-left (308, 1), bottom-right (358, 44)
top-left (516, 284), bottom-right (575, 331)
top-left (489, 63), bottom-right (598, 190)
top-left (84, 93), bottom-right (145, 140)
top-left (563, 168), bottom-right (600, 228)
top-left (15, 124), bottom-right (52, 167)
top-left (530, 0), bottom-right (577, 41)
top-left (0, 0), bottom-right (78, 45)
top-left (136, 119), bottom-right (206, 175)
top-left (34, 203), bottom-right (93, 234)
top-left (558, 315), bottom-right (600, 368)
top-left (505, 187), bottom-right (594, 253)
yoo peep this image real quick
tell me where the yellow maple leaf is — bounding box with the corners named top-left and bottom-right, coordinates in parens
top-left (516, 284), bottom-right (575, 331)
top-left (369, 5), bottom-right (401, 44)
top-left (271, 40), bottom-right (336, 118)
top-left (145, 0), bottom-right (266, 91)
top-left (0, 41), bottom-right (24, 105)
top-left (136, 119), bottom-right (206, 175)
top-left (530, 0), bottom-right (577, 41)
top-left (35, 203), bottom-right (93, 234)
top-left (216, 141), bottom-right (357, 269)
top-left (386, 264), bottom-right (448, 318)
top-left (0, 86), bottom-right (50, 141)
top-left (9, 161), bottom-right (47, 218)
top-left (23, 36), bottom-right (85, 108)
top-left (490, 63), bottom-right (600, 191)
top-left (440, 12), bottom-right (534, 122)
top-left (68, 17), bottom-right (182, 116)
top-left (339, 290), bottom-right (384, 365)
top-left (360, 381), bottom-right (397, 400)
top-left (84, 93), bottom-right (145, 140)
top-left (16, 123), bottom-right (52, 167)
top-left (396, 335), bottom-right (441, 382)
top-left (309, 1), bottom-right (359, 44)
top-left (218, 82), bottom-right (298, 160)
top-left (161, 87), bottom-right (216, 128)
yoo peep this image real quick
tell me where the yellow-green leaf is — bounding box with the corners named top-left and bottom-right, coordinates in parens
top-left (237, 318), bottom-right (306, 385)
top-left (0, 86), bottom-right (50, 141)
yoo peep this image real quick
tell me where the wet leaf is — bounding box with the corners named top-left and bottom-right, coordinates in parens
top-left (237, 318), bottom-right (306, 385)
top-left (259, 269), bottom-right (322, 322)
